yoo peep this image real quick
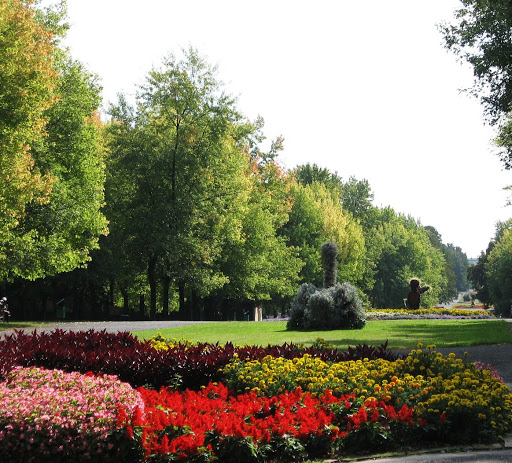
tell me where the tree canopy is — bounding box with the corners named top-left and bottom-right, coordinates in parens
top-left (0, 4), bottom-right (478, 319)
top-left (439, 0), bottom-right (512, 168)
top-left (0, 0), bottom-right (106, 280)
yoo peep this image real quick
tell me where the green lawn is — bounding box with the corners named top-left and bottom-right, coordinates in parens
top-left (134, 319), bottom-right (512, 350)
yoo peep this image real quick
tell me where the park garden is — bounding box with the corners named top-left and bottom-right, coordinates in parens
top-left (2, 1), bottom-right (512, 461)
top-left (0, 311), bottom-right (511, 462)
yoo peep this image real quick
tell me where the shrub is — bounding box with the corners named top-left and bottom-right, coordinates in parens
top-left (287, 283), bottom-right (317, 329)
top-left (304, 289), bottom-right (335, 329)
top-left (287, 282), bottom-right (366, 331)
top-left (0, 367), bottom-right (142, 462)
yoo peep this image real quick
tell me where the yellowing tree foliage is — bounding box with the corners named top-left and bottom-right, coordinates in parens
top-left (0, 0), bottom-right (57, 271)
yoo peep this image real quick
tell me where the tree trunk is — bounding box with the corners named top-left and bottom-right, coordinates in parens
top-left (148, 255), bottom-right (158, 319)
top-left (108, 279), bottom-right (115, 307)
top-left (139, 294), bottom-right (145, 318)
top-left (121, 288), bottom-right (129, 314)
top-left (162, 275), bottom-right (171, 318)
top-left (178, 283), bottom-right (186, 319)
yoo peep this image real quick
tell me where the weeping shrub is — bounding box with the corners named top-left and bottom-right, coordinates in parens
top-left (287, 242), bottom-right (366, 331)
top-left (288, 282), bottom-right (366, 330)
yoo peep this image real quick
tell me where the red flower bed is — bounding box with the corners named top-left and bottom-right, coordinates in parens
top-left (117, 383), bottom-right (420, 462)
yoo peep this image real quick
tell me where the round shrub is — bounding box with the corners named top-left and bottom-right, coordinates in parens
top-left (304, 289), bottom-right (335, 330)
top-left (287, 283), bottom-right (317, 329)
top-left (332, 282), bottom-right (366, 329)
top-left (288, 282), bottom-right (366, 331)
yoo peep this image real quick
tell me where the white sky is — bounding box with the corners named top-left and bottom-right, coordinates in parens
top-left (48, 0), bottom-right (510, 258)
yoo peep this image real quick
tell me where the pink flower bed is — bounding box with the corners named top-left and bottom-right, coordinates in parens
top-left (0, 367), bottom-right (143, 462)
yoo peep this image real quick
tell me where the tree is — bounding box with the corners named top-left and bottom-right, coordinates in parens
top-left (0, 1), bottom-right (107, 281)
top-left (440, 1), bottom-right (512, 125)
top-left (486, 228), bottom-right (512, 316)
top-left (340, 177), bottom-right (378, 229)
top-left (294, 163), bottom-right (343, 194)
top-left (468, 247), bottom-right (493, 307)
top-left (18, 51), bottom-right (108, 279)
top-left (424, 226), bottom-right (469, 302)
top-left (106, 48), bottom-right (286, 319)
top-left (0, 0), bottom-right (57, 278)
top-left (439, 1), bottom-right (512, 168)
top-left (211, 156), bottom-right (303, 320)
top-left (368, 209), bottom-right (446, 308)
top-left (282, 181), bottom-right (366, 288)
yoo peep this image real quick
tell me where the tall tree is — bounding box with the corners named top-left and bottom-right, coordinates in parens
top-left (106, 48), bottom-right (262, 318)
top-left (212, 155), bottom-right (303, 319)
top-left (439, 0), bottom-right (512, 124)
top-left (368, 209), bottom-right (446, 309)
top-left (0, 0), bottom-right (57, 278)
top-left (0, 0), bottom-right (107, 281)
top-left (424, 226), bottom-right (459, 302)
top-left (282, 181), bottom-right (366, 288)
top-left (486, 228), bottom-right (512, 316)
top-left (20, 51), bottom-right (108, 279)
top-left (294, 163), bottom-right (343, 194)
top-left (439, 1), bottom-right (512, 168)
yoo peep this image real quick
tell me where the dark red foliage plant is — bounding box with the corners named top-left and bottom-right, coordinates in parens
top-left (0, 329), bottom-right (400, 389)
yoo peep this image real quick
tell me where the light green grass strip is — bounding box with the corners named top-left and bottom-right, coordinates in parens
top-left (134, 319), bottom-right (512, 350)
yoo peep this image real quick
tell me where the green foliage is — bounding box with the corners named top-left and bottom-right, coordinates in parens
top-left (0, 1), bottom-right (106, 281)
top-left (104, 48), bottom-right (302, 318)
top-left (468, 220), bottom-right (512, 311)
top-left (440, 1), bottom-right (512, 167)
top-left (287, 282), bottom-right (366, 331)
top-left (0, 0), bottom-right (57, 278)
top-left (21, 51), bottom-right (107, 278)
top-left (486, 228), bottom-right (512, 317)
top-left (367, 209), bottom-right (447, 309)
top-left (424, 226), bottom-right (469, 302)
top-left (440, 0), bottom-right (512, 124)
top-left (282, 181), bottom-right (366, 288)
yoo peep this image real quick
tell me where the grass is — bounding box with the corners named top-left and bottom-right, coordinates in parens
top-left (134, 319), bottom-right (512, 350)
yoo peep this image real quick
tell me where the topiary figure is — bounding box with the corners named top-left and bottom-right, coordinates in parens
top-left (287, 243), bottom-right (366, 331)
top-left (321, 241), bottom-right (338, 288)
top-left (331, 282), bottom-right (366, 329)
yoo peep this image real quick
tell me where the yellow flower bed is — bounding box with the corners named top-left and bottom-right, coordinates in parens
top-left (221, 345), bottom-right (512, 442)
top-left (366, 308), bottom-right (493, 318)
top-left (148, 333), bottom-right (195, 351)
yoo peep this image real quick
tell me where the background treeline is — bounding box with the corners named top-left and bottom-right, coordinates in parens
top-left (468, 219), bottom-right (512, 317)
top-left (0, 1), bottom-right (484, 321)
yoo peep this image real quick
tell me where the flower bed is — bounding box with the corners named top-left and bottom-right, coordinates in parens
top-left (0, 367), bottom-right (143, 462)
top-left (0, 331), bottom-right (510, 461)
top-left (0, 329), bottom-right (399, 389)
top-left (366, 308), bottom-right (494, 320)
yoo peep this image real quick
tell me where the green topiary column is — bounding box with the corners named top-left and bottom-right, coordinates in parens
top-left (321, 241), bottom-right (338, 288)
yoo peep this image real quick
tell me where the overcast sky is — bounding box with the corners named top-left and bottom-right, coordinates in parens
top-left (48, 0), bottom-right (511, 258)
